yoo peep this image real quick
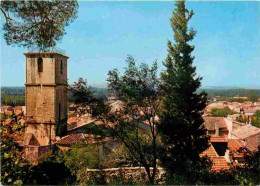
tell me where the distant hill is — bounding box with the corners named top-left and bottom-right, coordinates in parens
top-left (1, 86), bottom-right (25, 95)
top-left (201, 86), bottom-right (260, 90)
top-left (199, 89), bottom-right (260, 98)
top-left (1, 86), bottom-right (260, 103)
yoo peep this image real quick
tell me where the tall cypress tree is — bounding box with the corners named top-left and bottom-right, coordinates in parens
top-left (159, 0), bottom-right (210, 182)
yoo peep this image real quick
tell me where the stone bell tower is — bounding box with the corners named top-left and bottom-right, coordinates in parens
top-left (24, 52), bottom-right (68, 146)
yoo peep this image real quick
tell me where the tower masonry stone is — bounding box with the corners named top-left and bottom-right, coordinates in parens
top-left (24, 52), bottom-right (68, 147)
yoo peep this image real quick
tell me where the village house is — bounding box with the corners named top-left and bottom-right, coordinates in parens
top-left (244, 108), bottom-right (255, 116)
top-left (254, 102), bottom-right (260, 110)
top-left (201, 116), bottom-right (260, 170)
top-left (0, 105), bottom-right (13, 113)
top-left (229, 123), bottom-right (260, 152)
top-left (233, 96), bottom-right (247, 100)
top-left (227, 102), bottom-right (241, 112)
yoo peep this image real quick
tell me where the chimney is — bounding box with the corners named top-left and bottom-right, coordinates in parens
top-left (224, 149), bottom-right (231, 163)
top-left (215, 124), bottom-right (219, 137)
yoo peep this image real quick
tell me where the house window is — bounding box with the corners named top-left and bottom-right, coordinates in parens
top-left (60, 60), bottom-right (63, 74)
top-left (38, 58), bottom-right (43, 72)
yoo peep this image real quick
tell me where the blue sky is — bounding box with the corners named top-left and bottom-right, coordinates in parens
top-left (1, 1), bottom-right (260, 88)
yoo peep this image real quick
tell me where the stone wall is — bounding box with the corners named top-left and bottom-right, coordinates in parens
top-left (85, 167), bottom-right (164, 184)
top-left (26, 55), bottom-right (56, 84)
top-left (26, 86), bottom-right (55, 123)
top-left (23, 145), bottom-right (51, 164)
top-left (25, 124), bottom-right (56, 146)
top-left (54, 55), bottom-right (67, 84)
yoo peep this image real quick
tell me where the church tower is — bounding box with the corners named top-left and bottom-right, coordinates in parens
top-left (24, 52), bottom-right (68, 146)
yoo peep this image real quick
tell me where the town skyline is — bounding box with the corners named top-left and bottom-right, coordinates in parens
top-left (1, 1), bottom-right (260, 87)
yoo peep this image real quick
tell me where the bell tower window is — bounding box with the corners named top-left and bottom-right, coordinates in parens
top-left (38, 58), bottom-right (43, 72)
top-left (61, 60), bottom-right (63, 74)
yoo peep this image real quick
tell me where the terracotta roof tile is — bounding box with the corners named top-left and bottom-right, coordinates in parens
top-left (200, 144), bottom-right (218, 157)
top-left (55, 133), bottom-right (88, 145)
top-left (228, 139), bottom-right (244, 158)
top-left (210, 136), bottom-right (228, 143)
top-left (14, 111), bottom-right (23, 116)
top-left (211, 157), bottom-right (230, 171)
top-left (13, 106), bottom-right (23, 110)
top-left (1, 106), bottom-right (13, 110)
top-left (228, 139), bottom-right (244, 151)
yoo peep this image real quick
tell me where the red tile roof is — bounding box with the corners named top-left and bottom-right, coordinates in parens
top-left (200, 143), bottom-right (231, 171)
top-left (228, 139), bottom-right (244, 158)
top-left (55, 133), bottom-right (111, 146)
top-left (14, 111), bottom-right (23, 116)
top-left (228, 139), bottom-right (244, 151)
top-left (211, 157), bottom-right (230, 171)
top-left (210, 136), bottom-right (228, 143)
top-left (55, 133), bottom-right (90, 145)
top-left (1, 106), bottom-right (13, 110)
top-left (200, 144), bottom-right (218, 157)
top-left (13, 106), bottom-right (23, 110)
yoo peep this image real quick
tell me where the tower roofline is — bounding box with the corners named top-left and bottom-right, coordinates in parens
top-left (23, 52), bottom-right (69, 59)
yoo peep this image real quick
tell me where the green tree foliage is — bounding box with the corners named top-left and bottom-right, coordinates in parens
top-left (214, 96), bottom-right (248, 103)
top-left (236, 116), bottom-right (249, 123)
top-left (211, 107), bottom-right (238, 117)
top-left (21, 146), bottom-right (76, 185)
top-left (1, 113), bottom-right (8, 119)
top-left (68, 78), bottom-right (95, 105)
top-left (248, 94), bottom-right (258, 102)
top-left (1, 0), bottom-right (78, 50)
top-left (1, 87), bottom-right (25, 106)
top-left (63, 144), bottom-right (100, 183)
top-left (231, 147), bottom-right (260, 185)
top-left (68, 78), bottom-right (109, 117)
top-left (251, 110), bottom-right (260, 128)
top-left (158, 0), bottom-right (209, 183)
top-left (104, 144), bottom-right (135, 168)
top-left (96, 55), bottom-right (162, 184)
top-left (198, 170), bottom-right (238, 185)
top-left (201, 89), bottom-right (260, 98)
top-left (1, 95), bottom-right (25, 106)
top-left (0, 121), bottom-right (26, 185)
top-left (91, 87), bottom-right (108, 100)
top-left (1, 118), bottom-right (76, 185)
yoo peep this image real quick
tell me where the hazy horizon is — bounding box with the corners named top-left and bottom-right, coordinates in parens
top-left (2, 84), bottom-right (260, 90)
